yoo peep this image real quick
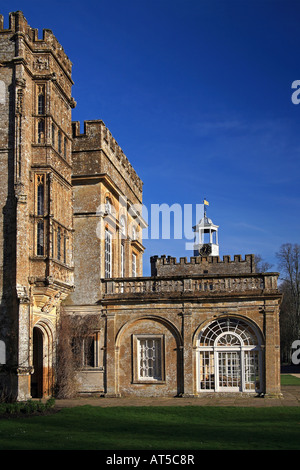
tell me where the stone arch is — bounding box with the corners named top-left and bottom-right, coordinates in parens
top-left (116, 315), bottom-right (183, 349)
top-left (116, 315), bottom-right (183, 397)
top-left (31, 319), bottom-right (55, 398)
top-left (192, 314), bottom-right (264, 348)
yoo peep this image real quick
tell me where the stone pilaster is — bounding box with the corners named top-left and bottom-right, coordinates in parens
top-left (181, 310), bottom-right (194, 397)
top-left (104, 311), bottom-right (120, 397)
top-left (264, 303), bottom-right (282, 397)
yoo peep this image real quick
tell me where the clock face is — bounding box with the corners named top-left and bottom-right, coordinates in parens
top-left (199, 244), bottom-right (212, 256)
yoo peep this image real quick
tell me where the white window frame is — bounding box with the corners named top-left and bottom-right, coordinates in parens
top-left (105, 197), bottom-right (112, 214)
top-left (121, 243), bottom-right (125, 277)
top-left (105, 229), bottom-right (112, 278)
top-left (120, 216), bottom-right (126, 237)
top-left (132, 252), bottom-right (137, 277)
top-left (197, 318), bottom-right (262, 393)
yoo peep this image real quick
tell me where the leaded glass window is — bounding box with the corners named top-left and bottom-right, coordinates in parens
top-left (105, 229), bottom-right (112, 278)
top-left (138, 338), bottom-right (162, 380)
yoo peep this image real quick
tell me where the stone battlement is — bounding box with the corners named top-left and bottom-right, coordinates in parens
top-left (72, 120), bottom-right (143, 202)
top-left (150, 254), bottom-right (256, 276)
top-left (0, 11), bottom-right (72, 78)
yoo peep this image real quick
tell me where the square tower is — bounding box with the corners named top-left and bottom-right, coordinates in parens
top-left (0, 11), bottom-right (75, 400)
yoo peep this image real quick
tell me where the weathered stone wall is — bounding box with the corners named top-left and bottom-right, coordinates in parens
top-left (67, 120), bottom-right (146, 306)
top-left (98, 272), bottom-right (281, 397)
top-left (0, 11), bottom-right (75, 400)
top-left (64, 272), bottom-right (281, 397)
top-left (72, 120), bottom-right (143, 205)
top-left (151, 254), bottom-right (256, 276)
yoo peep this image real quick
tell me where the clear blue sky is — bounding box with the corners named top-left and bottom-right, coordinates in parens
top-left (2, 0), bottom-right (300, 275)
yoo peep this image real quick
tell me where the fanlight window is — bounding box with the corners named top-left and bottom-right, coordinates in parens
top-left (197, 317), bottom-right (262, 393)
top-left (199, 318), bottom-right (259, 347)
top-left (217, 333), bottom-right (240, 347)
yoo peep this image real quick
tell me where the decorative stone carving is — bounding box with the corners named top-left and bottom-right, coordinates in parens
top-left (33, 56), bottom-right (49, 71)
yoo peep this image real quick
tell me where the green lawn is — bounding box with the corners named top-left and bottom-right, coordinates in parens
top-left (281, 374), bottom-right (300, 385)
top-left (1, 405), bottom-right (300, 450)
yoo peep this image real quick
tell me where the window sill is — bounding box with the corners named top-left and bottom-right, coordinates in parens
top-left (132, 380), bottom-right (165, 385)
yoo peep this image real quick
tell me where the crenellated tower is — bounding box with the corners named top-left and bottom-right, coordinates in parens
top-left (0, 11), bottom-right (75, 399)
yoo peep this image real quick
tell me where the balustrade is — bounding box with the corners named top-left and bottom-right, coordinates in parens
top-left (102, 273), bottom-right (277, 296)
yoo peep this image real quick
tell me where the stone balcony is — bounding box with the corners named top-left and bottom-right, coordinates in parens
top-left (101, 272), bottom-right (280, 300)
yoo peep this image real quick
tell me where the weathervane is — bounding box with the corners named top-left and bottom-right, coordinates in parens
top-left (203, 198), bottom-right (209, 217)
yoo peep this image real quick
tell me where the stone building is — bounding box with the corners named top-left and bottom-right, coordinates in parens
top-left (0, 12), bottom-right (282, 400)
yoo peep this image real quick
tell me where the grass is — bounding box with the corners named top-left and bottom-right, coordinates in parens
top-left (0, 405), bottom-right (300, 450)
top-left (281, 374), bottom-right (300, 385)
top-left (1, 376), bottom-right (300, 451)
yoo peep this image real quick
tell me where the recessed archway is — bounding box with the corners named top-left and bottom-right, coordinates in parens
top-left (195, 317), bottom-right (264, 393)
top-left (31, 327), bottom-right (43, 398)
top-left (31, 320), bottom-right (55, 398)
top-left (115, 315), bottom-right (183, 397)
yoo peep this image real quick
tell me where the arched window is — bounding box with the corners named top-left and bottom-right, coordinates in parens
top-left (197, 317), bottom-right (262, 393)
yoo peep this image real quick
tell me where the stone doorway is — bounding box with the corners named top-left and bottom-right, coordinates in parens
top-left (31, 327), bottom-right (43, 398)
top-left (31, 320), bottom-right (54, 398)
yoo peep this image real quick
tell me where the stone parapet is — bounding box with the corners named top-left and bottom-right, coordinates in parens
top-left (101, 272), bottom-right (280, 298)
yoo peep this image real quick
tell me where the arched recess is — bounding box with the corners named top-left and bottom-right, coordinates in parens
top-left (115, 315), bottom-right (183, 397)
top-left (31, 319), bottom-right (55, 398)
top-left (194, 315), bottom-right (264, 394)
